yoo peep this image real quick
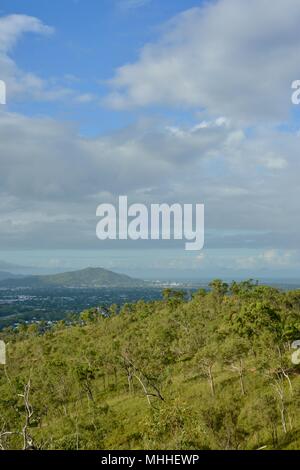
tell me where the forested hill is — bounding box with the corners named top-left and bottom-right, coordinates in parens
top-left (1, 280), bottom-right (300, 450)
top-left (0, 267), bottom-right (145, 288)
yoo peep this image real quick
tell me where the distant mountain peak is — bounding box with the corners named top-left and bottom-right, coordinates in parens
top-left (0, 267), bottom-right (145, 288)
top-left (0, 271), bottom-right (24, 282)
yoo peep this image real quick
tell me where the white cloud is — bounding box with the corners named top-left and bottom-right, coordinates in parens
top-left (0, 6), bottom-right (299, 256)
top-left (0, 14), bottom-right (88, 103)
top-left (0, 109), bottom-right (299, 248)
top-left (0, 14), bottom-right (53, 52)
top-left (0, 15), bottom-right (57, 100)
top-left (261, 152), bottom-right (287, 170)
top-left (106, 0), bottom-right (300, 123)
top-left (236, 250), bottom-right (295, 269)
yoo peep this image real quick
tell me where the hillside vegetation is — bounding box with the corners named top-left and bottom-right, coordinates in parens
top-left (1, 280), bottom-right (300, 450)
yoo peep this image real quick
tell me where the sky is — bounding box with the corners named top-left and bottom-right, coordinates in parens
top-left (0, 0), bottom-right (300, 280)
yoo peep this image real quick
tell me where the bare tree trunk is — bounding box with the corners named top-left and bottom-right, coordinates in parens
top-left (18, 379), bottom-right (35, 450)
top-left (281, 368), bottom-right (293, 394)
top-left (85, 381), bottom-right (94, 403)
top-left (280, 401), bottom-right (287, 434)
top-left (127, 370), bottom-right (133, 394)
top-left (76, 421), bottom-right (79, 451)
top-left (133, 373), bottom-right (151, 406)
top-left (208, 365), bottom-right (215, 397)
top-left (122, 355), bottom-right (164, 405)
top-left (288, 412), bottom-right (293, 432)
top-left (239, 360), bottom-right (245, 396)
top-left (272, 379), bottom-right (287, 435)
top-left (228, 360), bottom-right (246, 396)
top-left (0, 430), bottom-right (22, 450)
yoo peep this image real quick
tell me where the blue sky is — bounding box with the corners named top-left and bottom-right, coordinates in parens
top-left (0, 0), bottom-right (300, 279)
top-left (1, 0), bottom-right (204, 134)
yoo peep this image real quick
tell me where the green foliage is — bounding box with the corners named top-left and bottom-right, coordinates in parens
top-left (0, 280), bottom-right (300, 450)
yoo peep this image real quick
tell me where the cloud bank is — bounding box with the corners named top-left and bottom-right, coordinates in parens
top-left (107, 0), bottom-right (300, 124)
top-left (1, 3), bottom-right (300, 275)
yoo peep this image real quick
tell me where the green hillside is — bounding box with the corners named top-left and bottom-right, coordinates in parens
top-left (1, 280), bottom-right (300, 450)
top-left (0, 267), bottom-right (145, 288)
